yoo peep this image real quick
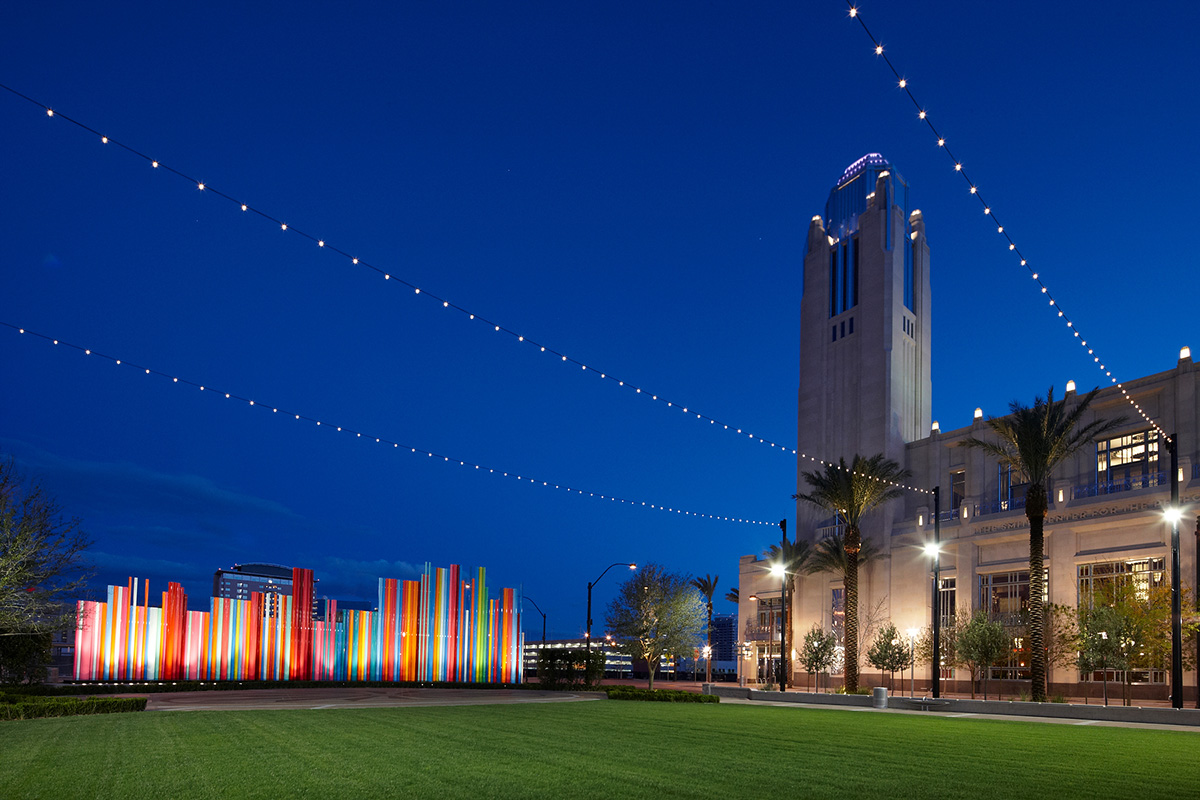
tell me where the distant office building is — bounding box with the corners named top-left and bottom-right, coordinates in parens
top-left (213, 562), bottom-right (295, 601)
top-left (522, 639), bottom-right (634, 678)
top-left (710, 613), bottom-right (736, 662)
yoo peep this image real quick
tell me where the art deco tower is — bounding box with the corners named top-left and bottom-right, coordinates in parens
top-left (796, 154), bottom-right (932, 481)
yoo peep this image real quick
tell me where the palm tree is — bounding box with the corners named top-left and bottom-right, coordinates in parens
top-left (762, 538), bottom-right (813, 688)
top-left (724, 587), bottom-right (739, 605)
top-left (690, 574), bottom-right (718, 683)
top-left (963, 386), bottom-right (1123, 702)
top-left (805, 531), bottom-right (882, 681)
top-left (794, 454), bottom-right (910, 693)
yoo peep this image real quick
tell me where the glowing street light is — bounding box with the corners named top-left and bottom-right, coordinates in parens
top-left (1165, 434), bottom-right (1183, 709)
top-left (586, 562), bottom-right (636, 653)
top-left (928, 486), bottom-right (942, 699)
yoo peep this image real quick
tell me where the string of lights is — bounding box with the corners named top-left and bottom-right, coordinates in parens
top-left (844, 4), bottom-right (1167, 441)
top-left (0, 320), bottom-right (785, 525)
top-left (0, 84), bottom-right (936, 499)
top-left (1, 319), bottom-right (933, 498)
top-left (0, 82), bottom-right (801, 458)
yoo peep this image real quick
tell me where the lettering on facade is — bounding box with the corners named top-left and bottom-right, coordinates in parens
top-left (974, 492), bottom-right (1200, 535)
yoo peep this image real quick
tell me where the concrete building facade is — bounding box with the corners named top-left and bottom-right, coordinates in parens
top-left (739, 154), bottom-right (1198, 701)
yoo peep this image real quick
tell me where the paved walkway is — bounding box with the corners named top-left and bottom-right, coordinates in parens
top-left (147, 687), bottom-right (604, 712)
top-left (713, 695), bottom-right (1200, 732)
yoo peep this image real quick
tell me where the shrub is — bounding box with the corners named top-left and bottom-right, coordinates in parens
top-left (604, 686), bottom-right (718, 703)
top-left (0, 695), bottom-right (147, 721)
top-left (536, 648), bottom-right (606, 690)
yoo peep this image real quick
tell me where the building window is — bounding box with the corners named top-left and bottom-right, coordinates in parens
top-left (979, 570), bottom-right (1048, 680)
top-left (904, 236), bottom-right (915, 311)
top-left (997, 464), bottom-right (1027, 510)
top-left (1093, 429), bottom-right (1162, 494)
top-left (979, 570), bottom-right (1048, 627)
top-left (1076, 558), bottom-right (1168, 685)
top-left (756, 597), bottom-right (782, 633)
top-left (937, 577), bottom-right (956, 629)
top-left (1078, 558), bottom-right (1166, 607)
top-left (950, 470), bottom-right (965, 511)
top-left (828, 236), bottom-right (860, 318)
top-left (981, 570), bottom-right (1027, 680)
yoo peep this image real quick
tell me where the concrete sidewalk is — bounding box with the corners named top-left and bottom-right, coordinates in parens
top-left (705, 684), bottom-right (1200, 732)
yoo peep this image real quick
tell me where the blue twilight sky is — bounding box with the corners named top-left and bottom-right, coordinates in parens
top-left (1, 1), bottom-right (1196, 639)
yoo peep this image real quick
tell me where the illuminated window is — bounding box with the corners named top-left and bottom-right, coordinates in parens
top-left (1078, 558), bottom-right (1166, 606)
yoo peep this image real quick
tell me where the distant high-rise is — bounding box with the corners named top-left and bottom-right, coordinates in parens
top-left (212, 562), bottom-right (294, 601)
top-left (797, 153), bottom-right (931, 474)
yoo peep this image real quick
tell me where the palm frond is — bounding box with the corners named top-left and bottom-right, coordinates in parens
top-left (794, 454), bottom-right (911, 528)
top-left (804, 532), bottom-right (882, 577)
top-left (964, 386), bottom-right (1126, 486)
top-left (689, 574), bottom-right (719, 603)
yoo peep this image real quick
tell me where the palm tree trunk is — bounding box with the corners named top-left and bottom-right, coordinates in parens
top-left (1026, 483), bottom-right (1048, 703)
top-left (844, 526), bottom-right (860, 693)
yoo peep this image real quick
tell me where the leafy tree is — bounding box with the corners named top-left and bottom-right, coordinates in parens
top-left (0, 459), bottom-right (91, 683)
top-left (963, 387), bottom-right (1122, 701)
top-left (761, 538), bottom-right (811, 687)
top-left (800, 624), bottom-right (837, 692)
top-left (795, 453), bottom-right (909, 694)
top-left (1077, 604), bottom-right (1130, 706)
top-left (605, 563), bottom-right (705, 690)
top-left (689, 574), bottom-right (718, 684)
top-left (957, 612), bottom-right (1009, 700)
top-left (866, 622), bottom-right (912, 691)
top-left (915, 609), bottom-right (969, 679)
top-left (1043, 603), bottom-right (1080, 673)
top-left (0, 631), bottom-right (52, 685)
top-left (1087, 580), bottom-right (1197, 706)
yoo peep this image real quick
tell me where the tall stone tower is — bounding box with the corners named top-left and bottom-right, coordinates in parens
top-left (796, 154), bottom-right (932, 492)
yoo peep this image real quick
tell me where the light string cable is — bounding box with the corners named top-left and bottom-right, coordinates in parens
top-left (0, 85), bottom-right (934, 498)
top-left (1, 321), bottom-right (778, 525)
top-left (1, 83), bottom-right (798, 458)
top-left (844, 4), bottom-right (1167, 441)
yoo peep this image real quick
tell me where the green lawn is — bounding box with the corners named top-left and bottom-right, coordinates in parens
top-left (2, 700), bottom-right (1196, 798)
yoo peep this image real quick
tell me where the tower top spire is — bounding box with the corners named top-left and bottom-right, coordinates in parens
top-left (835, 153), bottom-right (890, 188)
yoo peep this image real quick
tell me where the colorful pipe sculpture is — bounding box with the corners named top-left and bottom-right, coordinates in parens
top-left (74, 563), bottom-right (523, 684)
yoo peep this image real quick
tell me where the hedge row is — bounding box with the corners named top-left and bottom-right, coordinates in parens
top-left (604, 686), bottom-right (719, 703)
top-left (0, 695), bottom-right (148, 721)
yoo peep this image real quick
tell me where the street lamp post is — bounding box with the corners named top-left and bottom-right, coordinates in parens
top-left (929, 486), bottom-right (942, 699)
top-left (1166, 435), bottom-right (1183, 709)
top-left (523, 595), bottom-right (547, 645)
top-left (774, 520), bottom-right (790, 692)
top-left (586, 562), bottom-right (636, 652)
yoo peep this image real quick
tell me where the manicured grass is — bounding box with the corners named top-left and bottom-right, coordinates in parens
top-left (3, 700), bottom-right (1196, 798)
